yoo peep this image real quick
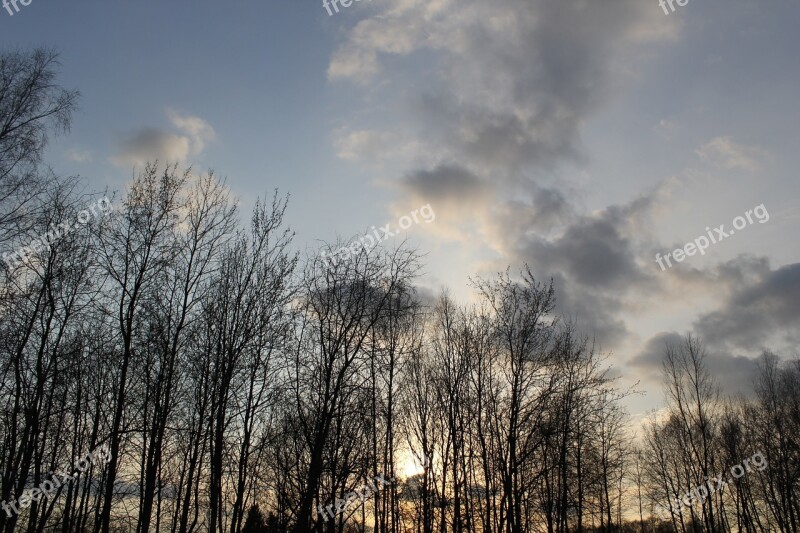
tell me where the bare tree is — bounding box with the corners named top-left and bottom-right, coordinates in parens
top-left (288, 241), bottom-right (418, 533)
top-left (0, 48), bottom-right (78, 248)
top-left (95, 164), bottom-right (187, 533)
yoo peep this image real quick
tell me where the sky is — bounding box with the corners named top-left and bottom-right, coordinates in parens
top-left (2, 0), bottom-right (799, 419)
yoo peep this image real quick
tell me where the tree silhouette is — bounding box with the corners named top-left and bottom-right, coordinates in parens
top-left (241, 505), bottom-right (267, 533)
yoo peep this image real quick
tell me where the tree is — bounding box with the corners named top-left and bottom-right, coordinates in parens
top-left (0, 48), bottom-right (78, 249)
top-left (288, 242), bottom-right (418, 533)
top-left (241, 505), bottom-right (267, 533)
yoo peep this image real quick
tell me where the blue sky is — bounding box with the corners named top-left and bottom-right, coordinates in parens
top-left (3, 0), bottom-right (799, 417)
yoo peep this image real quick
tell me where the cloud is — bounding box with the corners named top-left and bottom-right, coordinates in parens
top-left (629, 331), bottom-right (684, 379)
top-left (326, 0), bottom-right (684, 347)
top-left (335, 129), bottom-right (391, 161)
top-left (166, 109), bottom-right (215, 155)
top-left (111, 128), bottom-right (190, 167)
top-left (328, 0), bottom-right (680, 194)
top-left (629, 258), bottom-right (800, 393)
top-left (490, 185), bottom-right (574, 237)
top-left (392, 164), bottom-right (494, 240)
top-left (111, 110), bottom-right (215, 167)
top-left (66, 148), bottom-right (92, 163)
top-left (694, 262), bottom-right (800, 351)
top-left (324, 0), bottom-right (798, 398)
top-left (328, 49), bottom-right (380, 83)
top-left (653, 119), bottom-right (677, 140)
top-left (330, 0), bottom-right (677, 175)
top-left (487, 189), bottom-right (664, 346)
top-left (400, 164), bottom-right (489, 203)
top-left (524, 202), bottom-right (652, 291)
top-left (334, 129), bottom-right (422, 162)
top-left (551, 273), bottom-right (630, 348)
top-left (695, 136), bottom-right (768, 172)
top-left (630, 331), bottom-right (761, 395)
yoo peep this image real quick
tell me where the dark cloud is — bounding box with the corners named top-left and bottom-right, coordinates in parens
top-left (704, 351), bottom-right (762, 397)
top-left (548, 272), bottom-right (629, 349)
top-left (528, 186), bottom-right (573, 229)
top-left (527, 216), bottom-right (645, 289)
top-left (695, 262), bottom-right (800, 351)
top-left (706, 255), bottom-right (771, 288)
top-left (630, 331), bottom-right (762, 396)
top-left (400, 165), bottom-right (488, 203)
top-left (412, 94), bottom-right (584, 176)
top-left (112, 128), bottom-right (190, 167)
top-left (411, 284), bottom-right (440, 310)
top-left (332, 0), bottom-right (674, 180)
top-left (630, 261), bottom-right (800, 394)
top-left (463, 213), bottom-right (639, 347)
top-left (111, 110), bottom-right (214, 167)
top-left (393, 0), bottom-right (673, 177)
top-left (628, 332), bottom-right (682, 372)
top-left (490, 185), bottom-right (574, 238)
top-left (502, 192), bottom-right (657, 347)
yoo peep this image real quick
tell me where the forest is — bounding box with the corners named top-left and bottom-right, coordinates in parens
top-left (1, 48), bottom-right (798, 533)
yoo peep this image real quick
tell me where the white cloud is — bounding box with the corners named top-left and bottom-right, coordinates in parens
top-left (111, 110), bottom-right (215, 167)
top-left (66, 148), bottom-right (92, 163)
top-left (166, 109), bottom-right (215, 155)
top-left (328, 48), bottom-right (380, 83)
top-left (695, 136), bottom-right (768, 172)
top-left (334, 128), bottom-right (422, 162)
top-left (334, 129), bottom-right (395, 161)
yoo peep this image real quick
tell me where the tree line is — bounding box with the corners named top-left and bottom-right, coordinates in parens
top-left (0, 48), bottom-right (797, 533)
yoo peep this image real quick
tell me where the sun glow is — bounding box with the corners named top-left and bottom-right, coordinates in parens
top-left (400, 452), bottom-right (429, 479)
